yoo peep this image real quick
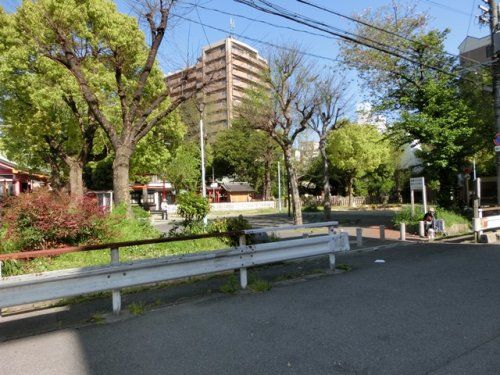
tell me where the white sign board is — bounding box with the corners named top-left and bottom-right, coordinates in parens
top-left (495, 146), bottom-right (500, 152)
top-left (410, 177), bottom-right (424, 191)
top-left (410, 177), bottom-right (427, 217)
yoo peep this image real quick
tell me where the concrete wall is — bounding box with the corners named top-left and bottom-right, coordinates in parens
top-left (165, 201), bottom-right (275, 214)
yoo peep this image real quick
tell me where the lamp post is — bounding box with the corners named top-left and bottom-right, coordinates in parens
top-left (199, 103), bottom-right (208, 226)
top-left (278, 161), bottom-right (282, 212)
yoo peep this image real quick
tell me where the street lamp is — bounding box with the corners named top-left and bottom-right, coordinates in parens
top-left (199, 102), bottom-right (208, 226)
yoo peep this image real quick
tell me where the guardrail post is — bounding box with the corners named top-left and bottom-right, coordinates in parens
top-left (328, 226), bottom-right (336, 270)
top-left (400, 223), bottom-right (406, 241)
top-left (110, 247), bottom-right (121, 315)
top-left (419, 221), bottom-right (425, 237)
top-left (356, 228), bottom-right (363, 247)
top-left (379, 225), bottom-right (385, 241)
top-left (239, 235), bottom-right (248, 289)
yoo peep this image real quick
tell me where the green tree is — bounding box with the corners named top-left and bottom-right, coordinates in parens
top-left (165, 142), bottom-right (202, 192)
top-left (340, 2), bottom-right (488, 208)
top-left (327, 123), bottom-right (391, 206)
top-left (13, 0), bottom-right (195, 209)
top-left (0, 8), bottom-right (106, 196)
top-left (130, 112), bottom-right (185, 182)
top-left (212, 120), bottom-right (280, 199)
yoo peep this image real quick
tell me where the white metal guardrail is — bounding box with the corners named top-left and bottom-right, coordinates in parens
top-left (473, 205), bottom-right (500, 238)
top-left (0, 222), bottom-right (348, 315)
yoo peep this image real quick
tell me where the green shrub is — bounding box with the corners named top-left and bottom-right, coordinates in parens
top-left (302, 196), bottom-right (321, 212)
top-left (392, 205), bottom-right (469, 234)
top-left (209, 215), bottom-right (253, 246)
top-left (176, 192), bottom-right (210, 228)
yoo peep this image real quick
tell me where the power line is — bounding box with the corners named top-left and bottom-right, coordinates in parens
top-left (172, 14), bottom-right (343, 64)
top-left (179, 1), bottom-right (341, 43)
top-left (460, 0), bottom-right (478, 67)
top-left (420, 0), bottom-right (472, 17)
top-left (194, 2), bottom-right (211, 47)
top-left (249, 0), bottom-right (423, 60)
top-left (297, 0), bottom-right (416, 48)
top-left (296, 0), bottom-right (485, 69)
top-left (234, 0), bottom-right (473, 82)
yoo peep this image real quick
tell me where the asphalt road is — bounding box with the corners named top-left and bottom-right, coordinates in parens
top-left (2, 242), bottom-right (500, 374)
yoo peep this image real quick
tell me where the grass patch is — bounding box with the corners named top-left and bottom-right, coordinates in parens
top-left (219, 275), bottom-right (239, 294)
top-left (128, 302), bottom-right (146, 316)
top-left (5, 237), bottom-right (226, 277)
top-left (56, 291), bottom-right (110, 307)
top-left (248, 279), bottom-right (271, 292)
top-left (336, 263), bottom-right (352, 272)
top-left (88, 313), bottom-right (106, 324)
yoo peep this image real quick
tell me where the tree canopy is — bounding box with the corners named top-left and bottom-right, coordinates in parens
top-left (327, 123), bottom-right (391, 205)
top-left (341, 2), bottom-right (490, 207)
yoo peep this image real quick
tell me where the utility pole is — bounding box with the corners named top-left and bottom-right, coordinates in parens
top-left (481, 0), bottom-right (500, 204)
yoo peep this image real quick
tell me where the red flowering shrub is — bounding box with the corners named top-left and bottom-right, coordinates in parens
top-left (0, 189), bottom-right (111, 251)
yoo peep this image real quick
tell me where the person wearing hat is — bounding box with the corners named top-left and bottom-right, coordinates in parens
top-left (423, 208), bottom-right (435, 237)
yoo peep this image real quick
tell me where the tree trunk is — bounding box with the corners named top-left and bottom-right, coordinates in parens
top-left (319, 141), bottom-right (331, 220)
top-left (65, 156), bottom-right (84, 199)
top-left (348, 178), bottom-right (354, 207)
top-left (284, 147), bottom-right (303, 225)
top-left (113, 147), bottom-right (133, 211)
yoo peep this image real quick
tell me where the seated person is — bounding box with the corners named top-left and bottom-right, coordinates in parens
top-left (423, 208), bottom-right (435, 236)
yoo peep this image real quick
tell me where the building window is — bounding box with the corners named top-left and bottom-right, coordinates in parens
top-left (147, 193), bottom-right (155, 205)
top-left (131, 192), bottom-right (142, 205)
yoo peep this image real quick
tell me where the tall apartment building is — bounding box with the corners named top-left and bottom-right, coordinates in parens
top-left (166, 37), bottom-right (268, 139)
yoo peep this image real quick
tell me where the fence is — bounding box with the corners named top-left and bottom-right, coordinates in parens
top-left (472, 202), bottom-right (500, 239)
top-left (0, 222), bottom-right (349, 316)
top-left (331, 196), bottom-right (368, 207)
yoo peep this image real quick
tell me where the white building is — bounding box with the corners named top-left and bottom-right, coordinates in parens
top-left (355, 102), bottom-right (387, 132)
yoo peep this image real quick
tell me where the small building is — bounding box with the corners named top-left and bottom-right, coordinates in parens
top-left (0, 155), bottom-right (47, 199)
top-left (130, 176), bottom-right (175, 211)
top-left (220, 182), bottom-right (255, 203)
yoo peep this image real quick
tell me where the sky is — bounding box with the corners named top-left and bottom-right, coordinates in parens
top-left (148, 0), bottom-right (487, 74)
top-left (1, 0), bottom-right (490, 113)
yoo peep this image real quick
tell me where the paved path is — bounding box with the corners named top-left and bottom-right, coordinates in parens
top-left (154, 210), bottom-right (397, 235)
top-left (2, 242), bottom-right (500, 374)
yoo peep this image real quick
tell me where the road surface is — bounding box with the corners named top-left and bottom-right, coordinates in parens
top-left (1, 241), bottom-right (500, 374)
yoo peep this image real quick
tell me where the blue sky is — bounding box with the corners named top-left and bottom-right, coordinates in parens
top-left (153, 0), bottom-right (487, 73)
top-left (1, 0), bottom-right (489, 111)
top-left (2, 0), bottom-right (487, 69)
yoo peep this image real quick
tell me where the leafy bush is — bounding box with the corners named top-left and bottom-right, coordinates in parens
top-left (392, 205), bottom-right (469, 234)
top-left (176, 192), bottom-right (210, 227)
top-left (0, 189), bottom-right (109, 252)
top-left (302, 195), bottom-right (321, 212)
top-left (209, 215), bottom-right (253, 246)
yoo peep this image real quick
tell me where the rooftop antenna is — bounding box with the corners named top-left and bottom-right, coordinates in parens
top-left (229, 17), bottom-right (235, 38)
